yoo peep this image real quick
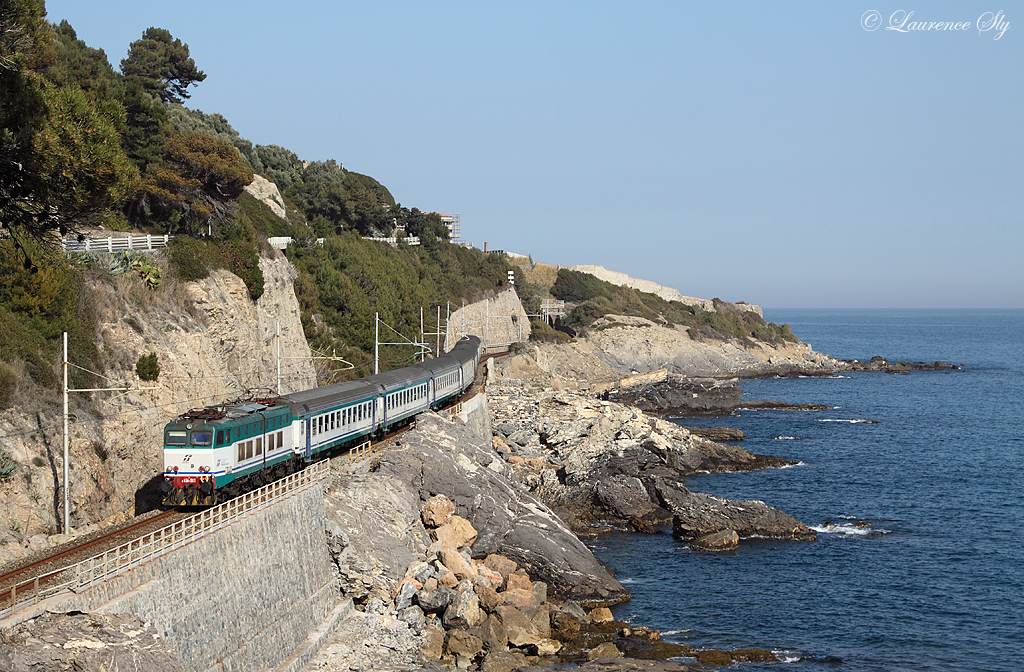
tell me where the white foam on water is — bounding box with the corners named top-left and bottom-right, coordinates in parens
top-left (774, 650), bottom-right (803, 663)
top-left (812, 521), bottom-right (891, 536)
top-left (774, 461), bottom-right (806, 469)
top-left (661, 629), bottom-right (692, 636)
top-left (774, 436), bottom-right (801, 440)
top-left (817, 418), bottom-right (875, 423)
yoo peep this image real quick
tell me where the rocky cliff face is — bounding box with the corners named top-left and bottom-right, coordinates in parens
top-left (446, 288), bottom-right (530, 350)
top-left (497, 314), bottom-right (844, 389)
top-left (0, 252), bottom-right (313, 564)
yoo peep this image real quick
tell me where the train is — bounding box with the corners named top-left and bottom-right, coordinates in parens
top-left (160, 335), bottom-right (482, 506)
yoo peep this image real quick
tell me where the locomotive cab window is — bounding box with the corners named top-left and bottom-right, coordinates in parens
top-left (166, 430), bottom-right (187, 445)
top-left (191, 430), bottom-right (213, 446)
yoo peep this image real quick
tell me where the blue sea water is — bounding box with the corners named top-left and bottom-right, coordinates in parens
top-left (592, 309), bottom-right (1024, 671)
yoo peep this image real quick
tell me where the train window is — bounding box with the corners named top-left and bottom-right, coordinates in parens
top-left (246, 440), bottom-right (253, 460)
top-left (216, 430), bottom-right (224, 445)
top-left (238, 442), bottom-right (245, 462)
top-left (166, 430), bottom-right (187, 445)
top-left (277, 430), bottom-right (283, 449)
top-left (191, 430), bottom-right (213, 446)
top-left (256, 437), bottom-right (263, 455)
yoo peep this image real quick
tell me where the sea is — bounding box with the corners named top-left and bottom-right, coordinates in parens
top-left (590, 309), bottom-right (1023, 671)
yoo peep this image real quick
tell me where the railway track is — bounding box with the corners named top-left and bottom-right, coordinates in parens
top-left (0, 508), bottom-right (188, 614)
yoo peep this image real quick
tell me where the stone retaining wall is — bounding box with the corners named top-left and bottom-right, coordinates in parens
top-left (5, 486), bottom-right (341, 672)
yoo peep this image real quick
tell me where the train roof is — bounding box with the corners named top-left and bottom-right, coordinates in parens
top-left (371, 366), bottom-right (432, 392)
top-left (280, 377), bottom-right (380, 415)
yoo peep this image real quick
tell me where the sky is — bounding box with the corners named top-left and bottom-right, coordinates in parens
top-left (43, 1), bottom-right (1022, 309)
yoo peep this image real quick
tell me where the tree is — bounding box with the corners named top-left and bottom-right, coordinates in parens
top-left (137, 131), bottom-right (253, 233)
top-left (120, 27), bottom-right (205, 104)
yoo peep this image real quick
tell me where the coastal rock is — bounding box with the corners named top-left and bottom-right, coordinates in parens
top-left (489, 386), bottom-right (801, 532)
top-left (422, 494), bottom-right (456, 528)
top-left (683, 426), bottom-right (745, 442)
top-left (587, 641), bottom-right (623, 659)
top-left (603, 372), bottom-right (742, 415)
top-left (0, 611), bottom-right (186, 672)
top-left (657, 480), bottom-right (816, 541)
top-left (843, 356), bottom-right (960, 374)
top-left (373, 412), bottom-right (629, 607)
top-left (690, 528), bottom-right (739, 551)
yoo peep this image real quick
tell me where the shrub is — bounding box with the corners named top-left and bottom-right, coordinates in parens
top-left (136, 352), bottom-right (160, 381)
top-left (0, 450), bottom-right (16, 482)
top-left (0, 362), bottom-right (15, 409)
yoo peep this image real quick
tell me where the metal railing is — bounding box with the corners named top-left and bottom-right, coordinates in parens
top-left (362, 236), bottom-right (420, 247)
top-left (61, 234), bottom-right (171, 253)
top-left (1, 460), bottom-right (329, 620)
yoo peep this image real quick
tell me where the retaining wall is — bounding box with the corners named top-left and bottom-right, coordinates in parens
top-left (7, 485), bottom-right (342, 672)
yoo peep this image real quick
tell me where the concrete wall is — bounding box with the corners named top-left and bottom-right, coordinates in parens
top-left (9, 486), bottom-right (343, 672)
top-left (453, 391), bottom-right (490, 442)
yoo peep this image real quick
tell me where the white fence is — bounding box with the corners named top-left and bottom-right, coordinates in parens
top-left (362, 236), bottom-right (420, 247)
top-left (1, 460), bottom-right (330, 620)
top-left (61, 234), bottom-right (171, 253)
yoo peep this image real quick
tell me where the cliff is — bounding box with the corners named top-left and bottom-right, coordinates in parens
top-left (0, 252), bottom-right (314, 565)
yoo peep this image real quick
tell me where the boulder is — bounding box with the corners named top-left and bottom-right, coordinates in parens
top-left (422, 494), bottom-right (456, 528)
top-left (470, 614), bottom-right (509, 651)
top-left (505, 569), bottom-right (533, 592)
top-left (695, 650), bottom-right (733, 666)
top-left (480, 649), bottom-right (529, 672)
top-left (416, 586), bottom-right (456, 613)
top-left (484, 554), bottom-right (518, 580)
top-left (690, 529), bottom-right (739, 551)
top-left (494, 605), bottom-right (541, 647)
top-left (587, 641), bottom-right (623, 660)
top-left (440, 545), bottom-right (477, 580)
top-left (443, 587), bottom-right (485, 629)
top-left (474, 581), bottom-right (501, 613)
top-left (445, 629), bottom-right (484, 658)
top-left (432, 515), bottom-right (479, 549)
top-left (500, 588), bottom-right (539, 609)
top-left (421, 624), bottom-right (445, 660)
top-left (589, 607), bottom-right (614, 624)
top-left (535, 638), bottom-right (562, 656)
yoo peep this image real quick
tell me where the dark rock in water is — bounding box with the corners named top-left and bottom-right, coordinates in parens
top-left (695, 650), bottom-right (735, 666)
top-left (738, 400), bottom-right (833, 411)
top-left (615, 637), bottom-right (696, 659)
top-left (0, 611), bottom-right (186, 672)
top-left (602, 372), bottom-right (741, 415)
top-left (657, 479), bottom-right (816, 542)
top-left (843, 357), bottom-right (961, 374)
top-left (683, 426), bottom-right (745, 442)
top-left (730, 648), bottom-right (780, 663)
top-left (627, 516), bottom-right (661, 534)
top-left (690, 528), bottom-right (739, 551)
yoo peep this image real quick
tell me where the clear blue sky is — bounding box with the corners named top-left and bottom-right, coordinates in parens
top-left (44, 1), bottom-right (1022, 308)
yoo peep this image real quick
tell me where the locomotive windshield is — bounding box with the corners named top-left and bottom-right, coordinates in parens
top-left (191, 430), bottom-right (213, 446)
top-left (166, 430), bottom-right (187, 445)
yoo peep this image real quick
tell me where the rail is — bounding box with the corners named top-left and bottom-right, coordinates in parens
top-left (61, 234), bottom-right (171, 253)
top-left (1, 460), bottom-right (329, 620)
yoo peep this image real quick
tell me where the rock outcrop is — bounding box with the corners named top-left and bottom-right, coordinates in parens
top-left (244, 173), bottom-right (288, 220)
top-left (599, 369), bottom-right (741, 414)
top-left (0, 611), bottom-right (186, 672)
top-left (488, 383), bottom-right (812, 543)
top-left (324, 412), bottom-right (628, 609)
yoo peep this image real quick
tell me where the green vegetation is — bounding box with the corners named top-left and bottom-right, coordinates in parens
top-left (287, 233), bottom-right (518, 376)
top-left (135, 352), bottom-right (159, 381)
top-left (550, 269), bottom-right (798, 345)
top-left (0, 449), bottom-right (16, 482)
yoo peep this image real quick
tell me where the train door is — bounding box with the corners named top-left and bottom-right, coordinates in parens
top-left (305, 418), bottom-right (311, 459)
